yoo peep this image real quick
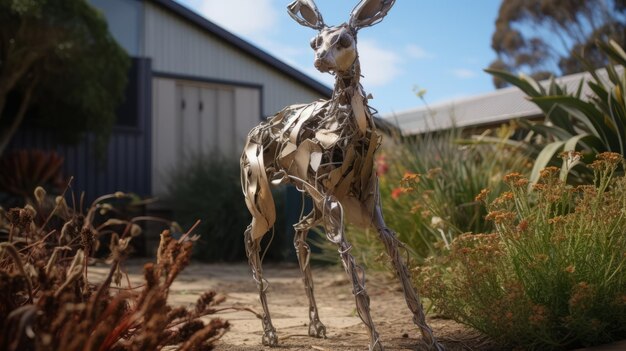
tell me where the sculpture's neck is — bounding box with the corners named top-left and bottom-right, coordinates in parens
top-left (332, 58), bottom-right (362, 105)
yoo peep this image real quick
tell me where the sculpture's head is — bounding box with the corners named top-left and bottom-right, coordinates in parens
top-left (288, 0), bottom-right (395, 74)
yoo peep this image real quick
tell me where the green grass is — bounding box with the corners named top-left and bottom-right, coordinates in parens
top-left (313, 125), bottom-right (531, 268)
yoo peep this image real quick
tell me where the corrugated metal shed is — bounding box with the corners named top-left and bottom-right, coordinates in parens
top-left (385, 69), bottom-right (614, 135)
top-left (90, 0), bottom-right (332, 107)
top-left (146, 0), bottom-right (331, 99)
top-left (143, 1), bottom-right (328, 116)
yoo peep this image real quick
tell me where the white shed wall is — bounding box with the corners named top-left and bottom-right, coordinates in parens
top-left (142, 2), bottom-right (325, 117)
top-left (151, 78), bottom-right (177, 196)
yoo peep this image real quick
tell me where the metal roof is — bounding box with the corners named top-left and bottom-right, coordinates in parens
top-left (384, 69), bottom-right (612, 135)
top-left (147, 0), bottom-right (333, 98)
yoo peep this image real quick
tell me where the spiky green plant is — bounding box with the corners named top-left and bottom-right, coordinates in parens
top-left (486, 40), bottom-right (626, 185)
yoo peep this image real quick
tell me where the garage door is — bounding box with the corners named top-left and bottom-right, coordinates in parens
top-left (152, 78), bottom-right (261, 195)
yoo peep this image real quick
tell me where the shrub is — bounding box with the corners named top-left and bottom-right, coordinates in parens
top-left (314, 125), bottom-right (530, 268)
top-left (167, 153), bottom-right (286, 262)
top-left (416, 152), bottom-right (626, 350)
top-left (0, 187), bottom-right (230, 350)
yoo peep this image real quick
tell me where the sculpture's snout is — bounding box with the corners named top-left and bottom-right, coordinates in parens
top-left (314, 55), bottom-right (332, 72)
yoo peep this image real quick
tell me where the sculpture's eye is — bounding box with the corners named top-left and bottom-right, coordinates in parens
top-left (339, 33), bottom-right (352, 48)
top-left (310, 36), bottom-right (322, 49)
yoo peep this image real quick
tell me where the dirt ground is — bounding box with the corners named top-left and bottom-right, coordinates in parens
top-left (91, 261), bottom-right (494, 351)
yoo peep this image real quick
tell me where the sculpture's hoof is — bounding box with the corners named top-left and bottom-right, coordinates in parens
top-left (429, 340), bottom-right (446, 351)
top-left (369, 340), bottom-right (384, 351)
top-left (308, 320), bottom-right (327, 338)
top-left (262, 330), bottom-right (278, 347)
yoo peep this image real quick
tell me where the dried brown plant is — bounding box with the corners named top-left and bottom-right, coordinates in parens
top-left (0, 186), bottom-right (230, 351)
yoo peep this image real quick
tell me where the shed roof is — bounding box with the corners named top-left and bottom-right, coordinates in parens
top-left (385, 69), bottom-right (612, 135)
top-left (147, 0), bottom-right (332, 98)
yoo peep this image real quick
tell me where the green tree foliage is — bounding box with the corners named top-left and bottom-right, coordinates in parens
top-left (0, 0), bottom-right (130, 156)
top-left (489, 0), bottom-right (626, 88)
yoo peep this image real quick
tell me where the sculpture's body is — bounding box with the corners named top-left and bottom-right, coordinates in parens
top-left (240, 1), bottom-right (443, 350)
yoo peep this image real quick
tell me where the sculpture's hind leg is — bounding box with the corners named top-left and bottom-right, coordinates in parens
top-left (372, 201), bottom-right (444, 351)
top-left (293, 211), bottom-right (326, 338)
top-left (244, 225), bottom-right (278, 346)
top-left (323, 197), bottom-right (382, 351)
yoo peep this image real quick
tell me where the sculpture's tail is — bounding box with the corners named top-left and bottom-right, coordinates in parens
top-left (241, 138), bottom-right (276, 240)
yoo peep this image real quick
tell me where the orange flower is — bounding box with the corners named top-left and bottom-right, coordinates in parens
top-left (503, 172), bottom-right (523, 184)
top-left (597, 151), bottom-right (622, 164)
top-left (376, 155), bottom-right (389, 176)
top-left (391, 187), bottom-right (403, 200)
top-left (539, 166), bottom-right (559, 179)
top-left (402, 171), bottom-right (419, 182)
top-left (517, 219), bottom-right (529, 232)
top-left (503, 172), bottom-right (529, 187)
top-left (475, 188), bottom-right (490, 202)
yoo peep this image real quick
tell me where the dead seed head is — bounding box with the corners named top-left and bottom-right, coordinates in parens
top-left (1, 192), bottom-right (229, 351)
top-left (34, 186), bottom-right (47, 205)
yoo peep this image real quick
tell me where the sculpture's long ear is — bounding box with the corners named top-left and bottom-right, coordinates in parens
top-left (349, 0), bottom-right (395, 29)
top-left (287, 0), bottom-right (325, 30)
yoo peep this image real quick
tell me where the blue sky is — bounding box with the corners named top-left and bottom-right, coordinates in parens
top-left (175, 0), bottom-right (502, 116)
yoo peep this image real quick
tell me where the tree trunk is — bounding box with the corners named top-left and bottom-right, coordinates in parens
top-left (0, 78), bottom-right (37, 157)
top-left (0, 94), bottom-right (6, 124)
top-left (0, 49), bottom-right (42, 124)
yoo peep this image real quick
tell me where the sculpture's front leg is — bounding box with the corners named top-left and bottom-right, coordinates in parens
top-left (323, 197), bottom-right (383, 351)
top-left (244, 226), bottom-right (279, 347)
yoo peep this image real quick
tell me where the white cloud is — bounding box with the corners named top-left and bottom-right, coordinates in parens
top-left (254, 37), bottom-right (310, 67)
top-left (358, 39), bottom-right (402, 87)
top-left (451, 68), bottom-right (477, 79)
top-left (180, 0), bottom-right (279, 38)
top-left (405, 44), bottom-right (434, 59)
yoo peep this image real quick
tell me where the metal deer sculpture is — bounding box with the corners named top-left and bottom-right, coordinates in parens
top-left (240, 0), bottom-right (443, 350)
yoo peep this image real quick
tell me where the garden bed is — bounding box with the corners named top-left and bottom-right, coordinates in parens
top-left (90, 260), bottom-right (626, 350)
top-left (90, 260), bottom-right (492, 350)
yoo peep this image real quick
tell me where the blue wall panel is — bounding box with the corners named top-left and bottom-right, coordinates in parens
top-left (6, 58), bottom-right (152, 203)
